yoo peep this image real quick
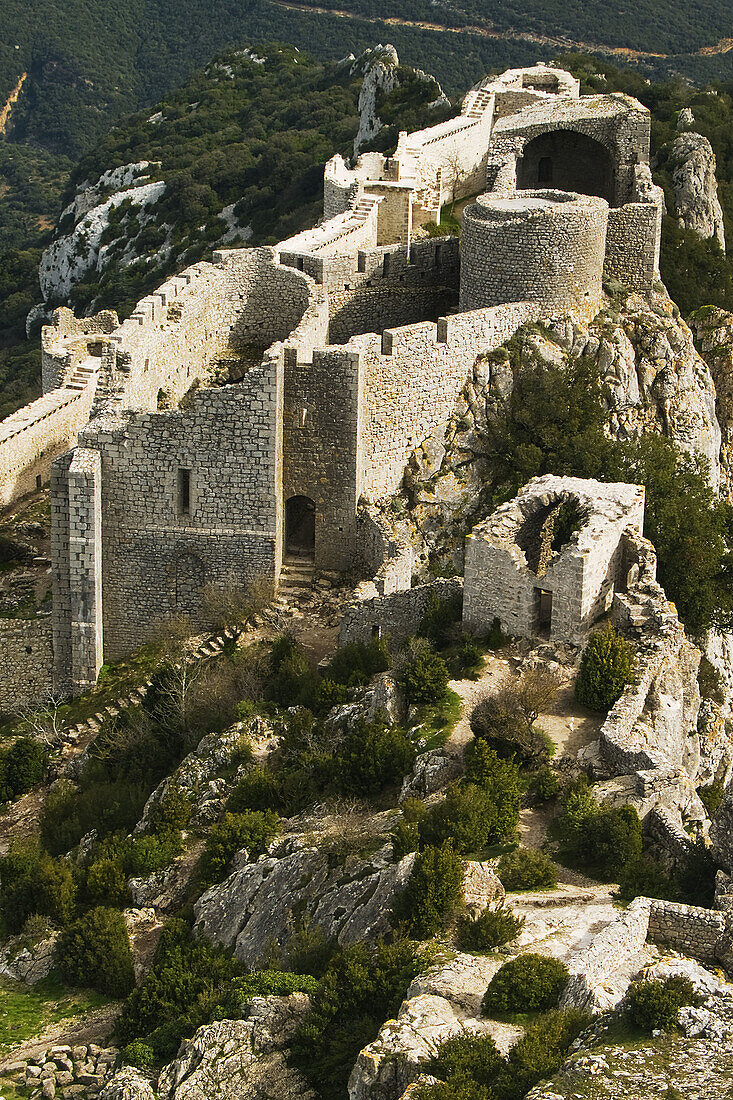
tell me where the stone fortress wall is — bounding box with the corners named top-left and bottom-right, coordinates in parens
top-left (0, 63), bottom-right (668, 703)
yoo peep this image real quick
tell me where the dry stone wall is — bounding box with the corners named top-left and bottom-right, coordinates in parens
top-left (604, 203), bottom-right (662, 291)
top-left (340, 578), bottom-right (462, 648)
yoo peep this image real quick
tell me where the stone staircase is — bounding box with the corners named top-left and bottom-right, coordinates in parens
top-left (465, 86), bottom-right (494, 119)
top-left (275, 555), bottom-right (315, 611)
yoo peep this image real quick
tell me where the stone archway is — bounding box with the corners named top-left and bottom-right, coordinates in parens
top-left (285, 495), bottom-right (316, 557)
top-left (517, 131), bottom-right (615, 204)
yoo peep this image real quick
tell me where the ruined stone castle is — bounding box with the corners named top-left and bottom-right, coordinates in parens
top-left (0, 63), bottom-right (666, 706)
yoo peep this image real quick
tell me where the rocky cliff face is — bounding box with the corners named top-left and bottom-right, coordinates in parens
top-left (668, 132), bottom-right (726, 251)
top-left (405, 286), bottom-right (721, 574)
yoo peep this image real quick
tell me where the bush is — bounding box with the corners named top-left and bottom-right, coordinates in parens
top-left (498, 1008), bottom-right (591, 1099)
top-left (86, 857), bottom-right (129, 906)
top-left (115, 919), bottom-right (241, 1058)
top-left (339, 719), bottom-right (416, 797)
top-left (147, 785), bottom-right (192, 833)
top-left (291, 938), bottom-right (425, 1100)
top-left (625, 976), bottom-right (697, 1032)
top-left (227, 766), bottom-right (283, 813)
top-left (532, 766), bottom-right (559, 802)
top-left (393, 843), bottom-right (464, 938)
top-left (455, 904), bottom-right (525, 950)
top-left (462, 741), bottom-right (522, 842)
top-left (419, 591), bottom-right (463, 650)
top-left (616, 856), bottom-right (679, 903)
top-left (420, 783), bottom-right (495, 855)
top-left (0, 842), bottom-right (76, 932)
top-left (575, 624), bottom-right (634, 712)
top-left (0, 738), bottom-right (46, 800)
top-left (555, 781), bottom-right (642, 879)
top-left (324, 637), bottom-right (390, 686)
top-left (497, 848), bottom-right (558, 891)
top-left (676, 838), bottom-right (719, 907)
top-left (698, 780), bottom-right (725, 818)
top-left (202, 810), bottom-right (280, 882)
top-left (123, 833), bottom-right (183, 876)
top-left (391, 798), bottom-right (426, 859)
top-left (426, 1031), bottom-right (503, 1087)
top-left (396, 639), bottom-right (449, 705)
top-left (214, 970), bottom-right (318, 1018)
top-left (482, 954), bottom-right (569, 1015)
top-left (471, 670), bottom-right (559, 761)
top-left (284, 917), bottom-right (337, 978)
top-left (57, 907), bottom-right (135, 998)
top-left (121, 1041), bottom-right (155, 1069)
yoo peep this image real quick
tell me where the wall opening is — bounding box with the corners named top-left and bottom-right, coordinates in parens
top-left (177, 468), bottom-right (191, 516)
top-left (517, 131), bottom-right (615, 204)
top-left (285, 495), bottom-right (316, 557)
top-left (535, 588), bottom-right (553, 636)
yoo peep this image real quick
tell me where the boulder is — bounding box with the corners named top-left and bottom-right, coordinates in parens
top-left (99, 1068), bottom-right (156, 1100)
top-left (669, 132), bottom-right (726, 251)
top-left (0, 932), bottom-right (58, 985)
top-left (399, 751), bottom-right (461, 801)
top-left (462, 861), bottom-right (504, 916)
top-left (156, 996), bottom-right (315, 1100)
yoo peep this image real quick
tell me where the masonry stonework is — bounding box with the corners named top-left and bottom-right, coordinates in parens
top-left (0, 64), bottom-right (669, 703)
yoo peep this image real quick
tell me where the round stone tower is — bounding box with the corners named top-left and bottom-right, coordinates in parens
top-left (459, 189), bottom-right (608, 321)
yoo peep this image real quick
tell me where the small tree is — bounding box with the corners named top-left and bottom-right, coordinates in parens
top-left (396, 638), bottom-right (449, 706)
top-left (455, 904), bottom-right (525, 950)
top-left (471, 669), bottom-right (558, 760)
top-left (625, 976), bottom-right (697, 1032)
top-left (393, 842), bottom-right (464, 938)
top-left (202, 810), bottom-right (280, 882)
top-left (575, 624), bottom-right (634, 712)
top-left (57, 907), bottom-right (135, 998)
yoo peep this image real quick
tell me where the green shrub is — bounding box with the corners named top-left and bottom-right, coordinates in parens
top-left (625, 976), bottom-right (697, 1032)
top-left (676, 838), bottom-right (719, 907)
top-left (419, 783), bottom-right (495, 854)
top-left (123, 832), bottom-right (183, 876)
top-left (121, 1041), bottom-right (155, 1069)
top-left (227, 766), bottom-right (283, 813)
top-left (115, 919), bottom-right (242, 1057)
top-left (339, 719), bottom-right (416, 797)
top-left (698, 780), bottom-right (725, 818)
top-left (284, 917), bottom-right (337, 978)
top-left (498, 1009), bottom-right (591, 1099)
top-left (462, 741), bottom-right (522, 842)
top-left (0, 841), bottom-right (76, 933)
top-left (40, 777), bottom-right (150, 856)
top-left (86, 857), bottom-right (129, 906)
top-left (202, 810), bottom-right (280, 882)
top-left (497, 848), bottom-right (558, 891)
top-left (57, 907), bottom-right (135, 998)
top-left (532, 766), bottom-right (559, 802)
top-left (575, 624), bottom-right (634, 712)
top-left (324, 637), bottom-right (390, 686)
top-left (616, 857), bottom-right (679, 902)
top-left (392, 842), bottom-right (464, 938)
top-left (419, 591), bottom-right (463, 649)
top-left (291, 938), bottom-right (424, 1100)
top-left (470, 670), bottom-right (558, 761)
top-left (455, 904), bottom-right (525, 950)
top-left (482, 954), bottom-right (569, 1015)
top-left (397, 639), bottom-right (449, 705)
top-left (147, 784), bottom-right (192, 833)
top-left (697, 655), bottom-right (726, 706)
top-left (555, 781), bottom-right (642, 879)
top-left (0, 738), bottom-right (46, 799)
top-left (426, 1031), bottom-right (503, 1087)
top-left (214, 969), bottom-right (318, 1018)
top-left (391, 798), bottom-right (426, 859)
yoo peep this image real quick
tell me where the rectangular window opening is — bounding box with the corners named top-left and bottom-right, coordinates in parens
top-left (178, 468), bottom-right (191, 516)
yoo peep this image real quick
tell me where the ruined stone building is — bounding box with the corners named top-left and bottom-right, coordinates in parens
top-left (0, 64), bottom-right (666, 705)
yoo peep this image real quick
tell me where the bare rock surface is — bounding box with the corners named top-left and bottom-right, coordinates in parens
top-left (668, 132), bottom-right (726, 250)
top-left (156, 996), bottom-right (314, 1100)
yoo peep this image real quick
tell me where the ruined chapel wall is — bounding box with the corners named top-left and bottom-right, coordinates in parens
top-left (463, 541), bottom-right (537, 638)
top-left (92, 356), bottom-right (282, 661)
top-left (340, 578), bottom-right (462, 648)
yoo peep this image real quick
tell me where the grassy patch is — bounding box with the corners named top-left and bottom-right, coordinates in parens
top-left (413, 688), bottom-right (463, 751)
top-left (0, 978), bottom-right (111, 1056)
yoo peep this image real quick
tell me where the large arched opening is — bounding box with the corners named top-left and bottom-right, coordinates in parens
top-left (517, 131), bottom-right (615, 204)
top-left (285, 495), bottom-right (316, 558)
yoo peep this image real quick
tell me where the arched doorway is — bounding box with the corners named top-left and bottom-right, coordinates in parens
top-left (285, 495), bottom-right (316, 557)
top-left (517, 131), bottom-right (615, 204)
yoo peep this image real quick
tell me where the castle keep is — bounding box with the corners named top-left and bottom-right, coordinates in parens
top-left (0, 64), bottom-right (666, 705)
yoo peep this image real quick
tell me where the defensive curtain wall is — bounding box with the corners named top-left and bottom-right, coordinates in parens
top-left (0, 65), bottom-right (668, 704)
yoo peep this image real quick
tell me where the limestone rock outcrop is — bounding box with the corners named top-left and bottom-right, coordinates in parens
top-left (405, 286), bottom-right (722, 575)
top-left (668, 133), bottom-right (726, 251)
top-left (194, 839), bottom-right (414, 966)
top-left (156, 997), bottom-right (314, 1100)
top-left (100, 1067), bottom-right (156, 1100)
